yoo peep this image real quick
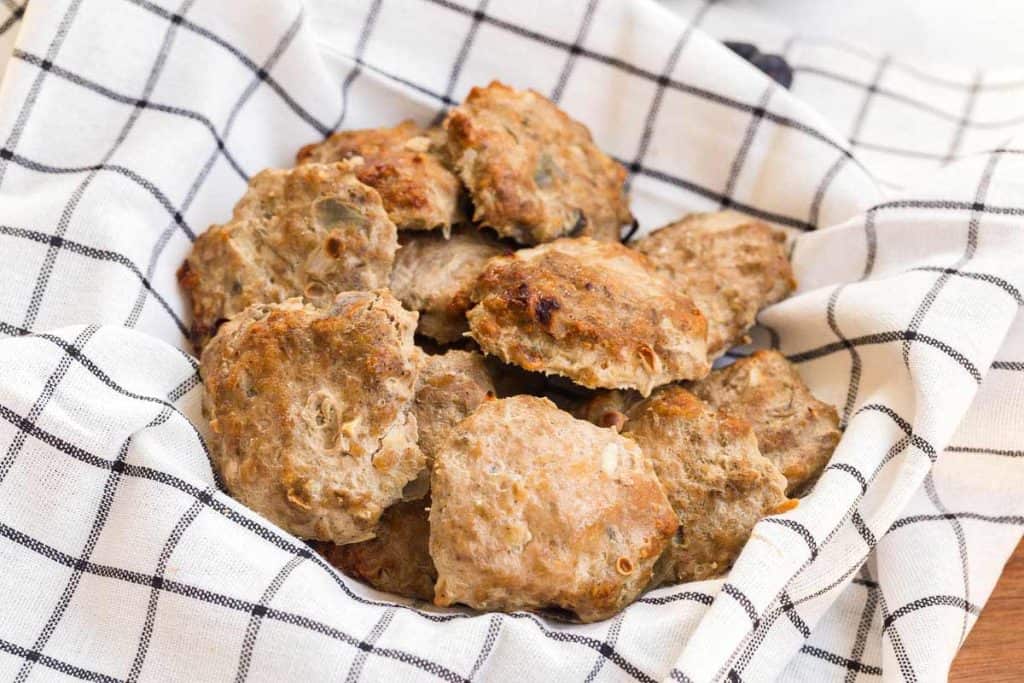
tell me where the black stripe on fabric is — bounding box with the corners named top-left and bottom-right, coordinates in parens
top-left (0, 0), bottom-right (86, 190)
top-left (909, 266), bottom-right (1024, 305)
top-left (466, 614), bottom-right (502, 680)
top-left (549, 0), bottom-right (600, 104)
top-left (778, 590), bottom-right (810, 639)
top-left (874, 574), bottom-right (916, 680)
top-left (0, 2), bottom-right (24, 37)
top-left (346, 608), bottom-right (397, 682)
top-left (430, 0), bottom-right (489, 126)
top-left (0, 224), bottom-right (188, 335)
top-left (0, 636), bottom-right (122, 683)
top-left (855, 404), bottom-right (936, 458)
top-left (12, 49), bottom-right (248, 180)
top-left (126, 497), bottom-right (205, 682)
top-left (825, 462), bottom-right (868, 494)
top-left (420, 0), bottom-right (865, 168)
top-left (235, 554), bottom-right (306, 682)
top-left (760, 518), bottom-right (818, 559)
top-left (0, 326), bottom-right (97, 485)
top-left (668, 670), bottom-right (695, 683)
top-left (825, 284), bottom-right (861, 426)
top-left (947, 445), bottom-right (1024, 457)
top-left (625, 162), bottom-right (816, 231)
top-left (0, 517), bottom-right (469, 683)
top-left (800, 645), bottom-right (882, 676)
top-left (19, 0), bottom-right (192, 333)
top-left (846, 56), bottom-right (888, 144)
top-left (787, 329), bottom-right (982, 383)
top-left (889, 511), bottom-right (1024, 532)
top-left (845, 568), bottom-right (880, 683)
top-left (852, 140), bottom-right (948, 161)
top-left (808, 152), bottom-right (847, 228)
top-left (792, 36), bottom-right (1024, 90)
top-left (126, 0), bottom-right (332, 137)
top-left (872, 198), bottom-right (1024, 218)
top-left (16, 408), bottom-right (170, 683)
top-left (882, 595), bottom-right (980, 631)
top-left (332, 0), bottom-right (383, 131)
top-left (921, 473), bottom-right (972, 645)
top-left (623, 3), bottom-right (708, 193)
top-left (0, 149), bottom-right (196, 240)
top-left (721, 584), bottom-right (759, 626)
top-left (992, 360), bottom-right (1024, 371)
top-left (584, 612), bottom-right (623, 683)
top-left (0, 393), bottom-right (665, 680)
top-left (795, 64), bottom-right (1024, 131)
top-left (637, 590), bottom-right (714, 607)
top-left (851, 510), bottom-right (876, 547)
top-left (719, 86), bottom-right (773, 209)
top-left (125, 8), bottom-right (306, 333)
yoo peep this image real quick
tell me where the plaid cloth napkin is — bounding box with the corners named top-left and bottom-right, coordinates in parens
top-left (0, 0), bottom-right (1021, 681)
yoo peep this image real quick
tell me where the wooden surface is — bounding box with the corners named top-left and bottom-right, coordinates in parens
top-left (949, 538), bottom-right (1024, 681)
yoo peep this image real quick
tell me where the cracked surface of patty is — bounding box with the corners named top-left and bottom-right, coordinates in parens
top-left (430, 396), bottom-right (677, 622)
top-left (200, 292), bottom-right (425, 544)
top-left (297, 120), bottom-right (464, 231)
top-left (445, 81), bottom-right (631, 244)
top-left (690, 350), bottom-right (841, 494)
top-left (634, 211), bottom-right (795, 359)
top-left (390, 226), bottom-right (508, 343)
top-left (467, 237), bottom-right (709, 396)
top-left (623, 385), bottom-right (789, 584)
top-left (179, 162), bottom-right (397, 349)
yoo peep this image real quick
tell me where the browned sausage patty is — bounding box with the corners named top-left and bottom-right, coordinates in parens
top-left (467, 237), bottom-right (709, 396)
top-left (200, 292), bottom-right (425, 544)
top-left (179, 162), bottom-right (397, 349)
top-left (623, 386), bottom-right (789, 584)
top-left (690, 350), bottom-right (841, 494)
top-left (445, 81), bottom-right (631, 244)
top-left (634, 211), bottom-right (795, 358)
top-left (430, 396), bottom-right (677, 622)
top-left (297, 120), bottom-right (464, 232)
top-left (390, 226), bottom-right (508, 343)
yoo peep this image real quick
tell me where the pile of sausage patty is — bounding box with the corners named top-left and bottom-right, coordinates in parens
top-left (181, 80), bottom-right (841, 623)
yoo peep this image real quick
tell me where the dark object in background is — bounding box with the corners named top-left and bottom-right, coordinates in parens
top-left (724, 41), bottom-right (794, 89)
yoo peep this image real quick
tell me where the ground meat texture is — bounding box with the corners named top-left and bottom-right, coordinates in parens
top-left (623, 385), bottom-right (789, 584)
top-left (179, 162), bottom-right (397, 350)
top-left (633, 211), bottom-right (795, 359)
top-left (414, 349), bottom-right (496, 465)
top-left (467, 237), bottom-right (709, 396)
top-left (390, 226), bottom-right (508, 343)
top-left (199, 292), bottom-right (425, 545)
top-left (445, 81), bottom-right (632, 245)
top-left (430, 396), bottom-right (678, 622)
top-left (689, 350), bottom-right (841, 495)
top-left (318, 497), bottom-right (436, 601)
top-left (296, 120), bottom-right (464, 232)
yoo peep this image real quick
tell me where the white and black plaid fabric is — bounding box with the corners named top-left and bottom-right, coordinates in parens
top-left (0, 0), bottom-right (1020, 680)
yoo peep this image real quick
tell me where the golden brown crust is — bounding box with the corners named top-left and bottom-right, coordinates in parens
top-left (199, 292), bottom-right (426, 544)
top-left (318, 497), bottom-right (436, 601)
top-left (623, 386), bottom-right (788, 584)
top-left (180, 162), bottom-right (397, 349)
top-left (467, 238), bottom-right (709, 396)
top-left (390, 227), bottom-right (509, 343)
top-left (297, 121), bottom-right (464, 231)
top-left (414, 349), bottom-right (496, 464)
top-left (634, 211), bottom-right (796, 358)
top-left (689, 350), bottom-right (841, 494)
top-left (445, 81), bottom-right (631, 244)
top-left (430, 396), bottom-right (677, 622)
